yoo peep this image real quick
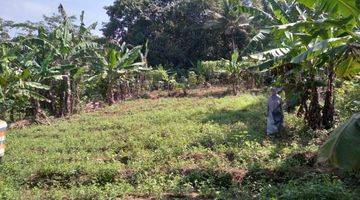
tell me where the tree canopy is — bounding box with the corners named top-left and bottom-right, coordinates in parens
top-left (103, 0), bottom-right (252, 70)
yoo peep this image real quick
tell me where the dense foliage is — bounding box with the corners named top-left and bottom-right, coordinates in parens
top-left (103, 0), bottom-right (252, 69)
top-left (240, 0), bottom-right (360, 130)
top-left (0, 5), bottom-right (148, 122)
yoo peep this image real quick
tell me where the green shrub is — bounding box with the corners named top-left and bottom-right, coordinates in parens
top-left (188, 71), bottom-right (198, 88)
top-left (336, 80), bottom-right (360, 120)
top-left (196, 60), bottom-right (229, 83)
top-left (147, 65), bottom-right (169, 90)
top-left (197, 75), bottom-right (206, 85)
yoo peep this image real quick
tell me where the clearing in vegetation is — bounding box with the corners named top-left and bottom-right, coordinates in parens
top-left (0, 91), bottom-right (359, 199)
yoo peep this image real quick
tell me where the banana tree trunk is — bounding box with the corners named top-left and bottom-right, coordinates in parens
top-left (32, 98), bottom-right (49, 123)
top-left (49, 80), bottom-right (58, 116)
top-left (297, 89), bottom-right (309, 117)
top-left (322, 67), bottom-right (335, 129)
top-left (139, 74), bottom-right (146, 95)
top-left (306, 84), bottom-right (322, 130)
top-left (106, 84), bottom-right (115, 105)
top-left (122, 82), bottom-right (130, 100)
top-left (231, 74), bottom-right (238, 95)
top-left (71, 78), bottom-right (82, 113)
top-left (62, 73), bottom-right (72, 116)
top-left (10, 108), bottom-right (15, 122)
top-left (32, 99), bottom-right (41, 120)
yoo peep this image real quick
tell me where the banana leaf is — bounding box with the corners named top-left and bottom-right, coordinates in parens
top-left (318, 113), bottom-right (360, 170)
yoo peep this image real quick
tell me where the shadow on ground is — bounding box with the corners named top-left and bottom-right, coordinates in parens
top-left (198, 99), bottom-right (267, 146)
top-left (165, 151), bottom-right (359, 200)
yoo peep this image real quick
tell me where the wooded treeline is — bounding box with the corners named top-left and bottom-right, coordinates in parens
top-left (0, 0), bottom-right (359, 132)
top-left (103, 0), bottom-right (263, 70)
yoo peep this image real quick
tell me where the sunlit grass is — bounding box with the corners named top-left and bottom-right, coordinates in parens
top-left (0, 94), bottom-right (358, 199)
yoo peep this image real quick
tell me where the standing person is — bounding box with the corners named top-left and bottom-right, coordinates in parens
top-left (266, 87), bottom-right (284, 136)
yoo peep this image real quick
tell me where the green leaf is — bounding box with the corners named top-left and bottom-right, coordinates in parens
top-left (25, 82), bottom-right (50, 90)
top-left (241, 29), bottom-right (271, 55)
top-left (27, 90), bottom-right (50, 102)
top-left (291, 37), bottom-right (349, 64)
top-left (336, 57), bottom-right (360, 78)
top-left (21, 69), bottom-right (31, 79)
top-left (268, 0), bottom-right (290, 24)
top-left (237, 5), bottom-right (274, 21)
top-left (296, 0), bottom-right (360, 17)
top-left (318, 114), bottom-right (360, 170)
top-left (231, 50), bottom-right (239, 63)
top-left (249, 48), bottom-right (290, 61)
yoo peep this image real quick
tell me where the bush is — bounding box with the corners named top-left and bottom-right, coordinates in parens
top-left (197, 75), bottom-right (206, 85)
top-left (336, 80), bottom-right (360, 120)
top-left (188, 71), bottom-right (198, 88)
top-left (147, 65), bottom-right (169, 90)
top-left (196, 60), bottom-right (229, 83)
top-left (168, 75), bottom-right (179, 91)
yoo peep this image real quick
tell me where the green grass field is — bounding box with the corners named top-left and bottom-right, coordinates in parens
top-left (0, 93), bottom-right (359, 199)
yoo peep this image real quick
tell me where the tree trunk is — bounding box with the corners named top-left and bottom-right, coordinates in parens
top-left (124, 82), bottom-right (130, 99)
top-left (232, 83), bottom-right (237, 95)
top-left (231, 74), bottom-right (237, 95)
top-left (32, 99), bottom-right (49, 123)
top-left (49, 80), bottom-right (58, 117)
top-left (306, 85), bottom-right (322, 130)
top-left (10, 108), bottom-right (15, 122)
top-left (106, 84), bottom-right (115, 105)
top-left (33, 99), bottom-right (41, 120)
top-left (62, 73), bottom-right (72, 116)
top-left (297, 88), bottom-right (309, 117)
top-left (322, 67), bottom-right (335, 129)
top-left (140, 74), bottom-right (146, 95)
top-left (71, 78), bottom-right (82, 114)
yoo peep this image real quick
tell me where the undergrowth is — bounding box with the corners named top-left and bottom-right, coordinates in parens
top-left (0, 93), bottom-right (358, 199)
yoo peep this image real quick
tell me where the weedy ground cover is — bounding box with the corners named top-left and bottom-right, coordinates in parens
top-left (0, 93), bottom-right (359, 199)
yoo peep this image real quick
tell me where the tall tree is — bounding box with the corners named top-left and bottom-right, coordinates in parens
top-left (103, 0), bottom-right (250, 70)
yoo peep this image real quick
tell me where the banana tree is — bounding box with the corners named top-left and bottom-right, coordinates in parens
top-left (238, 0), bottom-right (306, 56)
top-left (48, 5), bottom-right (98, 116)
top-left (224, 50), bottom-right (242, 94)
top-left (240, 0), bottom-right (360, 129)
top-left (91, 43), bottom-right (143, 104)
top-left (22, 5), bottom-right (98, 117)
top-left (0, 44), bottom-right (49, 121)
top-left (275, 3), bottom-right (360, 129)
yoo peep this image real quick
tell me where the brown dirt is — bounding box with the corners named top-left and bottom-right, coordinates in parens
top-left (163, 192), bottom-right (206, 200)
top-left (125, 195), bottom-right (156, 200)
top-left (222, 168), bottom-right (248, 182)
top-left (84, 101), bottom-right (105, 112)
top-left (182, 151), bottom-right (226, 162)
top-left (289, 152), bottom-right (317, 167)
top-left (9, 119), bottom-right (32, 129)
top-left (178, 166), bottom-right (247, 183)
